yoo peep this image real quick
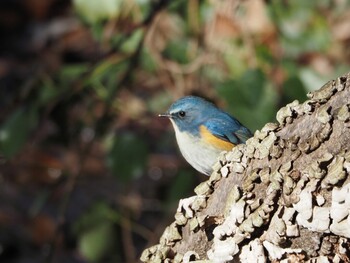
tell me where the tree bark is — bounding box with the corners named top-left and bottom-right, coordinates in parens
top-left (141, 72), bottom-right (350, 263)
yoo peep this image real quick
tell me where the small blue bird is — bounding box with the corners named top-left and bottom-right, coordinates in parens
top-left (159, 96), bottom-right (253, 176)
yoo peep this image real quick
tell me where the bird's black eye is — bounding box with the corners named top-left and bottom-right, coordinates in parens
top-left (178, 111), bottom-right (186, 118)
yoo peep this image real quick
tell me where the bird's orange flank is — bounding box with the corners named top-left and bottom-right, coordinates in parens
top-left (199, 125), bottom-right (234, 151)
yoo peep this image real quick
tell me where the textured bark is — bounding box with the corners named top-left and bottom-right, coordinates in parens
top-left (141, 72), bottom-right (350, 263)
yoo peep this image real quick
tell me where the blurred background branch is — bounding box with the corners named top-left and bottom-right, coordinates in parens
top-left (0, 0), bottom-right (349, 262)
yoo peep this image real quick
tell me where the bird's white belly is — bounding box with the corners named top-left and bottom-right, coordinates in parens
top-left (173, 125), bottom-right (222, 175)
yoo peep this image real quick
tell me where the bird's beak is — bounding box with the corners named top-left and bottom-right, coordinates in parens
top-left (158, 113), bottom-right (171, 118)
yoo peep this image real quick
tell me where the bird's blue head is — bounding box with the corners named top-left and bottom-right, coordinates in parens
top-left (159, 96), bottom-right (219, 136)
top-left (159, 95), bottom-right (252, 175)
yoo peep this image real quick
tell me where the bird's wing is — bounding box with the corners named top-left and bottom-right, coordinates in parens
top-left (204, 117), bottom-right (253, 145)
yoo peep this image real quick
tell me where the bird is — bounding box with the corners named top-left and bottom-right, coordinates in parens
top-left (159, 96), bottom-right (253, 176)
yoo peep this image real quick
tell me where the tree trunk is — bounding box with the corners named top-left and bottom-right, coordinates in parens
top-left (141, 72), bottom-right (350, 263)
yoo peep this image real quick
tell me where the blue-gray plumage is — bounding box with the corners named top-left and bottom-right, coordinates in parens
top-left (160, 96), bottom-right (253, 175)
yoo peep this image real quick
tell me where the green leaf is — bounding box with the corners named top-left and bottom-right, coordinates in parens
top-left (107, 133), bottom-right (148, 182)
top-left (0, 107), bottom-right (38, 157)
top-left (90, 57), bottom-right (125, 82)
top-left (78, 222), bottom-right (114, 262)
top-left (282, 75), bottom-right (307, 104)
top-left (222, 41), bottom-right (249, 76)
top-left (298, 68), bottom-right (329, 92)
top-left (60, 64), bottom-right (89, 80)
top-left (86, 58), bottom-right (128, 100)
top-left (162, 40), bottom-right (190, 64)
top-left (269, 0), bottom-right (331, 57)
top-left (120, 29), bottom-right (143, 54)
top-left (218, 69), bottom-right (265, 108)
top-left (74, 0), bottom-right (122, 24)
top-left (38, 64), bottom-right (89, 105)
top-left (166, 170), bottom-right (195, 205)
top-left (38, 77), bottom-right (61, 105)
top-left (217, 68), bottom-right (277, 131)
top-left (140, 49), bottom-right (158, 73)
top-left (255, 45), bottom-right (274, 65)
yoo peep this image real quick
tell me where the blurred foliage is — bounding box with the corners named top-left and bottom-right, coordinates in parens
top-left (107, 133), bottom-right (148, 182)
top-left (74, 0), bottom-right (122, 24)
top-left (74, 202), bottom-right (119, 262)
top-left (269, 0), bottom-right (332, 56)
top-left (218, 69), bottom-right (277, 129)
top-left (0, 0), bottom-right (350, 262)
top-left (0, 106), bottom-right (39, 157)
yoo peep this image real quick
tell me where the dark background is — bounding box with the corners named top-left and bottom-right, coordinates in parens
top-left (0, 0), bottom-right (349, 262)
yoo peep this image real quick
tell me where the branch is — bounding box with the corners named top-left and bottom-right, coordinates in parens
top-left (141, 72), bottom-right (350, 262)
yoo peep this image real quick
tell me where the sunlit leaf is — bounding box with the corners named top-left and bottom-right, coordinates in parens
top-left (78, 222), bottom-right (114, 262)
top-left (222, 42), bottom-right (250, 77)
top-left (120, 29), bottom-right (144, 54)
top-left (74, 0), bottom-right (122, 23)
top-left (299, 68), bottom-right (329, 92)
